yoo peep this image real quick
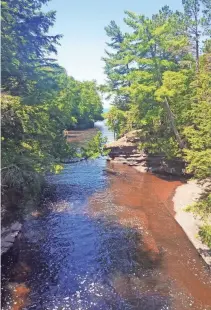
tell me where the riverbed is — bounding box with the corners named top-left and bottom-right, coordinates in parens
top-left (1, 121), bottom-right (211, 310)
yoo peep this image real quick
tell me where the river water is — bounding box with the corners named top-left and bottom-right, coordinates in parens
top-left (1, 121), bottom-right (211, 310)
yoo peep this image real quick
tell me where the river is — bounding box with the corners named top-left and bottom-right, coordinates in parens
top-left (1, 121), bottom-right (211, 310)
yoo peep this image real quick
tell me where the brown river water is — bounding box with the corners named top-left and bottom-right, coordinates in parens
top-left (1, 121), bottom-right (211, 310)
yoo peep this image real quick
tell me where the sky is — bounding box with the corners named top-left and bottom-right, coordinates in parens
top-left (47, 0), bottom-right (183, 107)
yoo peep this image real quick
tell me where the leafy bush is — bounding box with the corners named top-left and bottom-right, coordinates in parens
top-left (199, 225), bottom-right (211, 248)
top-left (186, 191), bottom-right (211, 220)
top-left (81, 132), bottom-right (108, 159)
top-left (186, 190), bottom-right (211, 248)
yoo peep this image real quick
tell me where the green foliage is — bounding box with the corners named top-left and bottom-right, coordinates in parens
top-left (186, 190), bottom-right (211, 247)
top-left (102, 1), bottom-right (211, 246)
top-left (103, 6), bottom-right (190, 149)
top-left (1, 93), bottom-right (66, 202)
top-left (1, 0), bottom-right (62, 96)
top-left (104, 106), bottom-right (126, 138)
top-left (186, 192), bottom-right (211, 220)
top-left (81, 132), bottom-right (108, 159)
top-left (103, 1), bottom-right (211, 171)
top-left (183, 54), bottom-right (211, 178)
top-left (1, 0), bottom-right (103, 211)
top-left (181, 0), bottom-right (211, 71)
top-left (199, 225), bottom-right (211, 248)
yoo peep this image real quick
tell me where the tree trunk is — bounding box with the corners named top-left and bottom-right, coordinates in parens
top-left (195, 26), bottom-right (200, 72)
top-left (164, 97), bottom-right (185, 149)
top-left (126, 64), bottom-right (131, 87)
top-left (148, 35), bottom-right (185, 149)
top-left (194, 0), bottom-right (200, 72)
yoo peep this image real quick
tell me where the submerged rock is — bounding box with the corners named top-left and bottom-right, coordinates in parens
top-left (61, 157), bottom-right (85, 164)
top-left (103, 168), bottom-right (122, 176)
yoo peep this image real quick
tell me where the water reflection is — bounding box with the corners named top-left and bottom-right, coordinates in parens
top-left (1, 122), bottom-right (211, 310)
top-left (2, 211), bottom-right (170, 310)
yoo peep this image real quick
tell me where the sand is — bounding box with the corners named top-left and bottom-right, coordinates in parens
top-left (172, 180), bottom-right (211, 267)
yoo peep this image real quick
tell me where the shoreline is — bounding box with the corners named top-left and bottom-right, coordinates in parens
top-left (107, 157), bottom-right (211, 267)
top-left (172, 180), bottom-right (211, 267)
top-left (106, 138), bottom-right (211, 268)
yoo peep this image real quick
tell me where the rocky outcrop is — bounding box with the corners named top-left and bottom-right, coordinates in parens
top-left (104, 130), bottom-right (186, 176)
top-left (104, 130), bottom-right (142, 158)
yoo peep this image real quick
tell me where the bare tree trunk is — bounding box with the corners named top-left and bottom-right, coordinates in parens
top-left (164, 97), bottom-right (185, 149)
top-left (195, 20), bottom-right (200, 72)
top-left (194, 0), bottom-right (200, 72)
top-left (148, 34), bottom-right (185, 149)
top-left (196, 36), bottom-right (199, 72)
top-left (126, 64), bottom-right (131, 87)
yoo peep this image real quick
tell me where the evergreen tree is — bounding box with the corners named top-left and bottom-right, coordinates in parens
top-left (182, 0), bottom-right (211, 71)
top-left (103, 21), bottom-right (131, 109)
top-left (1, 0), bottom-right (62, 95)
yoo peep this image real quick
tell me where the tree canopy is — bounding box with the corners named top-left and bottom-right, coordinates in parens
top-left (1, 0), bottom-right (103, 210)
top-left (103, 1), bottom-right (211, 178)
top-left (103, 0), bottom-right (211, 247)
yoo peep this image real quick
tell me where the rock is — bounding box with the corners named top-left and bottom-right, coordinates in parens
top-left (105, 130), bottom-right (186, 176)
top-left (130, 153), bottom-right (147, 158)
top-left (103, 168), bottom-right (120, 176)
top-left (105, 129), bottom-right (142, 148)
top-left (113, 159), bottom-right (128, 164)
top-left (61, 158), bottom-right (85, 164)
top-left (1, 222), bottom-right (22, 255)
top-left (134, 166), bottom-right (148, 173)
top-left (11, 222), bottom-right (22, 232)
top-left (112, 157), bottom-right (128, 162)
top-left (104, 130), bottom-right (143, 159)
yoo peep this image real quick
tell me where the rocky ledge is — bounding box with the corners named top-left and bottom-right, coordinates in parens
top-left (104, 130), bottom-right (186, 176)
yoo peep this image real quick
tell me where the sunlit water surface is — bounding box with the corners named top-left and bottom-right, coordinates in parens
top-left (1, 121), bottom-right (211, 310)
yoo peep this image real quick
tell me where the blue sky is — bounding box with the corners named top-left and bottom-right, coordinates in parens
top-left (46, 0), bottom-right (183, 107)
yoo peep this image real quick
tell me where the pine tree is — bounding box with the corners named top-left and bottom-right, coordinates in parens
top-left (1, 0), bottom-right (62, 95)
top-left (103, 20), bottom-right (131, 109)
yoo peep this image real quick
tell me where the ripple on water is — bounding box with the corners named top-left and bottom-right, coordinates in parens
top-left (1, 124), bottom-right (211, 310)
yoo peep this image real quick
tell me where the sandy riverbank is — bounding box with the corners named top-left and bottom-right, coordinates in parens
top-left (172, 180), bottom-right (211, 267)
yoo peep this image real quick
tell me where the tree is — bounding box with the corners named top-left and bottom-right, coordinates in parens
top-left (1, 0), bottom-right (62, 96)
top-left (102, 0), bottom-right (211, 248)
top-left (202, 0), bottom-right (211, 35)
top-left (103, 20), bottom-right (131, 109)
top-left (1, 0), bottom-right (103, 213)
top-left (105, 106), bottom-right (126, 138)
top-left (118, 8), bottom-right (188, 148)
top-left (183, 52), bottom-right (211, 178)
top-left (182, 0), bottom-right (211, 72)
top-left (182, 0), bottom-right (201, 71)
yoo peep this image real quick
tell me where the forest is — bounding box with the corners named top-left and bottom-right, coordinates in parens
top-left (103, 0), bottom-right (211, 246)
top-left (1, 0), bottom-right (103, 212)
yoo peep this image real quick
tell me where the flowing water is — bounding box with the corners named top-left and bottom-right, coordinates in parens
top-left (1, 121), bottom-right (211, 310)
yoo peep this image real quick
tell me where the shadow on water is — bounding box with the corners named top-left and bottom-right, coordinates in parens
top-left (1, 157), bottom-right (169, 310)
top-left (1, 210), bottom-right (169, 310)
top-left (2, 122), bottom-right (211, 310)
